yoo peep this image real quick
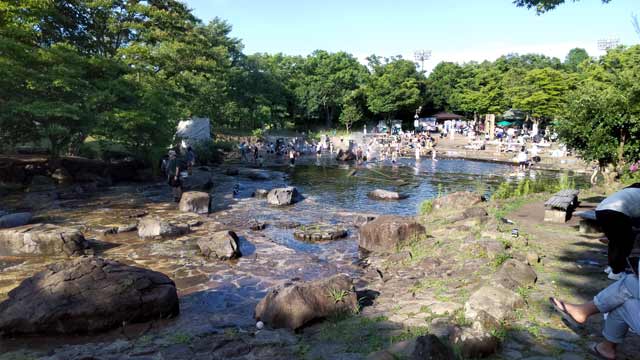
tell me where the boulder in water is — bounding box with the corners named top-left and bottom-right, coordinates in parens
top-left (266, 187), bottom-right (303, 206)
top-left (0, 212), bottom-right (32, 229)
top-left (255, 274), bottom-right (357, 330)
top-left (197, 230), bottom-right (242, 260)
top-left (0, 224), bottom-right (88, 256)
top-left (137, 217), bottom-right (189, 239)
top-left (179, 191), bottom-right (211, 214)
top-left (367, 189), bottom-right (408, 201)
top-left (358, 215), bottom-right (426, 254)
top-left (0, 257), bottom-right (179, 335)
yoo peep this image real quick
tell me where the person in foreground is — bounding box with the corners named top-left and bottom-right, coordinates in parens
top-left (549, 263), bottom-right (639, 360)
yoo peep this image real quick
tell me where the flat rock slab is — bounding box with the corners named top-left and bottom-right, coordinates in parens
top-left (293, 225), bottom-right (348, 242)
top-left (0, 224), bottom-right (88, 256)
top-left (138, 217), bottom-right (189, 239)
top-left (0, 257), bottom-right (179, 335)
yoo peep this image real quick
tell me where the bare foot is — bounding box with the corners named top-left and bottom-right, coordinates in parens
top-left (550, 297), bottom-right (588, 324)
top-left (593, 341), bottom-right (616, 360)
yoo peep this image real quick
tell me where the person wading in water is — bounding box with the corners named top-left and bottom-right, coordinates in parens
top-left (167, 150), bottom-right (183, 202)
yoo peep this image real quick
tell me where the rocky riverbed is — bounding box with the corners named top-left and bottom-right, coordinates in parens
top-left (0, 159), bottom-right (637, 360)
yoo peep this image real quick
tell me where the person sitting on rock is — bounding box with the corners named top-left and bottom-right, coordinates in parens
top-left (596, 184), bottom-right (640, 280)
top-left (549, 254), bottom-right (639, 360)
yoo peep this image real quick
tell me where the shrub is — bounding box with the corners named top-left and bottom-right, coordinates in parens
top-left (492, 182), bottom-right (513, 200)
top-left (419, 199), bottom-right (433, 215)
top-left (192, 140), bottom-right (225, 165)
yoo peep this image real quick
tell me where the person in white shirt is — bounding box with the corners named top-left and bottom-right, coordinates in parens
top-left (517, 146), bottom-right (528, 170)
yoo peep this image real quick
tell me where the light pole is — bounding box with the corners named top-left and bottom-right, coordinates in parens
top-left (597, 38), bottom-right (620, 52)
top-left (414, 50), bottom-right (432, 73)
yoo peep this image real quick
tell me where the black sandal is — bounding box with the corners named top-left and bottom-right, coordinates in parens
top-left (549, 297), bottom-right (584, 329)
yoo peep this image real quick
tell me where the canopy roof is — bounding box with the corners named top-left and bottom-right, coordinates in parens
top-left (431, 112), bottom-right (464, 120)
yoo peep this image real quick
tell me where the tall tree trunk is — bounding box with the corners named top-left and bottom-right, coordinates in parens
top-left (325, 106), bottom-right (332, 128)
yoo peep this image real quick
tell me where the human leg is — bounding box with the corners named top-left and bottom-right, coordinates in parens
top-left (594, 273), bottom-right (639, 313)
top-left (596, 210), bottom-right (634, 274)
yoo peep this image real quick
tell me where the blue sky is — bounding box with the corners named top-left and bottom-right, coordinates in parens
top-left (184, 0), bottom-right (639, 71)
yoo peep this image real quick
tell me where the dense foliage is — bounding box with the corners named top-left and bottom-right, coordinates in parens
top-left (1, 0), bottom-right (637, 171)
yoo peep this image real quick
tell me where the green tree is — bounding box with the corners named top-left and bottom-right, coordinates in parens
top-left (339, 90), bottom-right (364, 132)
top-left (558, 45), bottom-right (640, 170)
top-left (296, 50), bottom-right (367, 128)
top-left (425, 62), bottom-right (463, 111)
top-left (365, 56), bottom-right (423, 120)
top-left (564, 48), bottom-right (590, 72)
top-left (513, 0), bottom-right (612, 14)
top-left (511, 68), bottom-right (574, 122)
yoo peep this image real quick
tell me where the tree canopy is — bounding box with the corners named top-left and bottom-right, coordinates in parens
top-left (513, 0), bottom-right (612, 14)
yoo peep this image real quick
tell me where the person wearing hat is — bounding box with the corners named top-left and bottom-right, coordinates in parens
top-left (167, 150), bottom-right (182, 202)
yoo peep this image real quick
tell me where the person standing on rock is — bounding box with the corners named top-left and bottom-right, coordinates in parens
top-left (167, 150), bottom-right (183, 203)
top-left (186, 146), bottom-right (196, 175)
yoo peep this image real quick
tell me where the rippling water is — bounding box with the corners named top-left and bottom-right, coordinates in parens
top-left (271, 157), bottom-right (586, 216)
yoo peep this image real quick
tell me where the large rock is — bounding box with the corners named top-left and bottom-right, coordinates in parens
top-left (176, 117), bottom-right (211, 147)
top-left (358, 215), bottom-right (426, 253)
top-left (197, 230), bottom-right (241, 260)
top-left (137, 217), bottom-right (189, 239)
top-left (464, 285), bottom-right (524, 323)
top-left (181, 171), bottom-right (213, 191)
top-left (255, 274), bottom-right (357, 330)
top-left (266, 187), bottom-right (303, 206)
top-left (0, 212), bottom-right (32, 229)
top-left (0, 257), bottom-right (179, 335)
top-left (450, 326), bottom-right (499, 358)
top-left (179, 191), bottom-right (211, 214)
top-left (411, 334), bottom-right (454, 360)
top-left (367, 189), bottom-right (408, 201)
top-left (491, 259), bottom-right (537, 291)
top-left (0, 224), bottom-right (88, 256)
top-left (432, 191), bottom-right (484, 211)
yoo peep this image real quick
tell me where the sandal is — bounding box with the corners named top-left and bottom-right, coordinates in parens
top-left (548, 297), bottom-right (584, 329)
top-left (589, 342), bottom-right (615, 360)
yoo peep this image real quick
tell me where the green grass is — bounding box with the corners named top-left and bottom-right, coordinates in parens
top-left (169, 331), bottom-right (192, 344)
top-left (327, 288), bottom-right (350, 303)
top-left (317, 316), bottom-right (389, 354)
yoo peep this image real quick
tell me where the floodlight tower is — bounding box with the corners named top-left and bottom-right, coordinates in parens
top-left (414, 50), bottom-right (432, 73)
top-left (597, 38), bottom-right (620, 51)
